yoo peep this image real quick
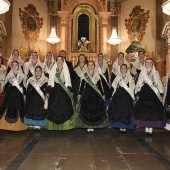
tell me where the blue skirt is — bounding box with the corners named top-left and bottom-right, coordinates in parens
top-left (24, 117), bottom-right (46, 127)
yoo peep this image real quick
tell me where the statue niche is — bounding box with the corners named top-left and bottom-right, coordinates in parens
top-left (77, 14), bottom-right (90, 51)
top-left (72, 5), bottom-right (96, 53)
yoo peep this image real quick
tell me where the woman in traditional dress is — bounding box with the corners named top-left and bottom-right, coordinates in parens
top-left (72, 54), bottom-right (88, 104)
top-left (25, 52), bottom-right (42, 80)
top-left (96, 53), bottom-right (110, 106)
top-left (42, 52), bottom-right (55, 78)
top-left (163, 70), bottom-right (170, 131)
top-left (135, 58), bottom-right (165, 135)
top-left (24, 66), bottom-right (48, 130)
top-left (0, 57), bottom-right (6, 92)
top-left (111, 52), bottom-right (129, 84)
top-left (0, 61), bottom-right (28, 131)
top-left (131, 51), bottom-right (145, 84)
top-left (46, 55), bottom-right (75, 131)
top-left (76, 60), bottom-right (108, 132)
top-left (108, 64), bottom-right (135, 133)
top-left (7, 49), bottom-right (25, 74)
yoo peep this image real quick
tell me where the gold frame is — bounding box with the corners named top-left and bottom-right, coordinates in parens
top-left (19, 4), bottom-right (43, 43)
top-left (125, 6), bottom-right (149, 42)
top-left (72, 5), bottom-right (96, 52)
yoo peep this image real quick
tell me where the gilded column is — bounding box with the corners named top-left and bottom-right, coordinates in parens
top-left (58, 11), bottom-right (69, 51)
top-left (99, 12), bottom-right (111, 54)
top-left (161, 21), bottom-right (170, 74)
top-left (165, 40), bottom-right (170, 73)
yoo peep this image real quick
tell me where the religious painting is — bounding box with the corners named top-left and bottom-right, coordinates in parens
top-left (125, 6), bottom-right (149, 42)
top-left (19, 4), bottom-right (43, 43)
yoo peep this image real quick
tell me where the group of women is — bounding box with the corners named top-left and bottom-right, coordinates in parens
top-left (0, 49), bottom-right (169, 136)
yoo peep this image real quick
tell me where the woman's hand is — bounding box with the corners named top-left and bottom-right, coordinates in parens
top-left (46, 93), bottom-right (49, 99)
top-left (23, 95), bottom-right (26, 103)
top-left (160, 96), bottom-right (163, 103)
top-left (102, 95), bottom-right (105, 101)
top-left (77, 95), bottom-right (81, 101)
top-left (136, 95), bottom-right (139, 101)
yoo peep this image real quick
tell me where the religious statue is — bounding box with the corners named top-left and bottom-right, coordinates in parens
top-left (78, 37), bottom-right (90, 51)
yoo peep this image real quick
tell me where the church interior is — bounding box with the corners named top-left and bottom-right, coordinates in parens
top-left (1, 0), bottom-right (170, 169)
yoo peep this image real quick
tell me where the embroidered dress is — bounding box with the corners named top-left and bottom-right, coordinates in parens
top-left (0, 70), bottom-right (28, 131)
top-left (75, 71), bottom-right (108, 128)
top-left (108, 73), bottom-right (135, 129)
top-left (135, 67), bottom-right (165, 128)
top-left (24, 75), bottom-right (48, 127)
top-left (46, 62), bottom-right (75, 130)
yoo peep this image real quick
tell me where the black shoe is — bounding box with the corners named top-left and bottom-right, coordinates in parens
top-left (144, 132), bottom-right (148, 136)
top-left (148, 132), bottom-right (153, 136)
top-left (119, 129), bottom-right (123, 133)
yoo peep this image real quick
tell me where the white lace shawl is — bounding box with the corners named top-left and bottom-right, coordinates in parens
top-left (48, 61), bottom-right (71, 88)
top-left (111, 72), bottom-right (135, 99)
top-left (135, 66), bottom-right (164, 99)
top-left (42, 53), bottom-right (55, 74)
top-left (24, 53), bottom-right (42, 76)
top-left (131, 57), bottom-right (145, 75)
top-left (95, 60), bottom-right (110, 83)
top-left (112, 58), bottom-right (129, 76)
top-left (74, 64), bottom-right (88, 79)
top-left (82, 68), bottom-right (101, 85)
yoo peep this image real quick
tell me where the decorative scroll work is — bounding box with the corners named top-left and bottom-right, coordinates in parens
top-left (19, 4), bottom-right (43, 43)
top-left (125, 6), bottom-right (149, 42)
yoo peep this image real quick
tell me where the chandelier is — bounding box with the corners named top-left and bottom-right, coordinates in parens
top-left (0, 0), bottom-right (10, 14)
top-left (107, 28), bottom-right (121, 45)
top-left (162, 0), bottom-right (170, 15)
top-left (46, 27), bottom-right (60, 44)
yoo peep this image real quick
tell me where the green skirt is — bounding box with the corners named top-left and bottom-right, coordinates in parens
top-left (46, 114), bottom-right (75, 130)
top-left (75, 101), bottom-right (109, 129)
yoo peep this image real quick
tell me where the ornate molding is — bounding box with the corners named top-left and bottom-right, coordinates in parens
top-left (0, 20), bottom-right (7, 36)
top-left (125, 6), bottom-right (149, 42)
top-left (161, 21), bottom-right (170, 39)
top-left (99, 12), bottom-right (111, 27)
top-left (58, 11), bottom-right (70, 26)
top-left (19, 4), bottom-right (43, 43)
top-left (47, 0), bottom-right (61, 16)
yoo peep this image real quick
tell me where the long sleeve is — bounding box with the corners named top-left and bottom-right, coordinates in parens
top-left (97, 80), bottom-right (105, 96)
top-left (20, 81), bottom-right (26, 95)
top-left (3, 81), bottom-right (10, 93)
top-left (6, 66), bottom-right (11, 75)
top-left (78, 79), bottom-right (86, 95)
top-left (104, 68), bottom-right (110, 83)
top-left (135, 72), bottom-right (144, 95)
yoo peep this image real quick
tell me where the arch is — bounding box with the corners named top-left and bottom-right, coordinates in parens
top-left (72, 5), bottom-right (96, 52)
top-left (64, 0), bottom-right (104, 13)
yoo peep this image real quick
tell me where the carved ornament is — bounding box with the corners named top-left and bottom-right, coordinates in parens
top-left (19, 4), bottom-right (43, 43)
top-left (125, 6), bottom-right (149, 42)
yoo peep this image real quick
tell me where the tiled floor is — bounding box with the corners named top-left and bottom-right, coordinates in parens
top-left (0, 128), bottom-right (170, 170)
